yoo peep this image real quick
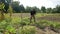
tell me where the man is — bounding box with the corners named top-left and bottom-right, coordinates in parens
top-left (30, 9), bottom-right (36, 23)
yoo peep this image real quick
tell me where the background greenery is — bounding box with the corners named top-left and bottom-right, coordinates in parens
top-left (0, 0), bottom-right (60, 34)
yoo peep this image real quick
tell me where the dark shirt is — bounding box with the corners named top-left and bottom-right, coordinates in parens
top-left (30, 10), bottom-right (36, 15)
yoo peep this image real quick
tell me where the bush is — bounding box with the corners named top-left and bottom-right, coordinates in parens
top-left (35, 20), bottom-right (49, 29)
top-left (6, 25), bottom-right (16, 33)
top-left (35, 20), bottom-right (60, 30)
top-left (17, 26), bottom-right (36, 34)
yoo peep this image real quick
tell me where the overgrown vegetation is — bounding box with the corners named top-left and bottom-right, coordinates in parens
top-left (0, 0), bottom-right (60, 34)
top-left (0, 17), bottom-right (36, 34)
top-left (0, 14), bottom-right (60, 34)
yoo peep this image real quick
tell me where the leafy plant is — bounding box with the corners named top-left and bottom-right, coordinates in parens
top-left (6, 25), bottom-right (16, 33)
top-left (18, 26), bottom-right (36, 34)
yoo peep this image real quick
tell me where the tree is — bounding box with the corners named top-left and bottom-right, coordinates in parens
top-left (0, 0), bottom-right (5, 3)
top-left (0, 2), bottom-right (5, 20)
top-left (25, 6), bottom-right (41, 13)
top-left (8, 5), bottom-right (13, 18)
top-left (4, 3), bottom-right (9, 13)
top-left (0, 0), bottom-right (13, 20)
top-left (19, 4), bottom-right (25, 13)
top-left (41, 6), bottom-right (46, 13)
top-left (56, 5), bottom-right (60, 13)
top-left (32, 6), bottom-right (41, 13)
top-left (52, 5), bottom-right (60, 13)
top-left (5, 0), bottom-right (12, 3)
top-left (0, 0), bottom-right (12, 13)
top-left (46, 8), bottom-right (52, 13)
top-left (25, 6), bottom-right (32, 13)
top-left (11, 1), bottom-right (20, 13)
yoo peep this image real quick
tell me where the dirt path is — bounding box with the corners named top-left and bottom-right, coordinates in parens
top-left (36, 27), bottom-right (59, 34)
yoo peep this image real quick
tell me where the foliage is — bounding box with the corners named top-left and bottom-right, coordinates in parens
top-left (35, 20), bottom-right (60, 29)
top-left (25, 6), bottom-right (41, 13)
top-left (18, 26), bottom-right (36, 34)
top-left (25, 6), bottom-right (32, 13)
top-left (11, 1), bottom-right (21, 13)
top-left (8, 5), bottom-right (13, 17)
top-left (0, 2), bottom-right (5, 20)
top-left (46, 8), bottom-right (52, 13)
top-left (0, 0), bottom-right (12, 13)
top-left (0, 17), bottom-right (36, 34)
top-left (1, 0), bottom-right (60, 13)
top-left (0, 13), bottom-right (60, 34)
top-left (6, 25), bottom-right (16, 33)
top-left (41, 6), bottom-right (46, 13)
top-left (0, 2), bottom-right (5, 10)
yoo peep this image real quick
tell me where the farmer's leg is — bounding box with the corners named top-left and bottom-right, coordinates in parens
top-left (33, 15), bottom-right (36, 22)
top-left (30, 15), bottom-right (33, 23)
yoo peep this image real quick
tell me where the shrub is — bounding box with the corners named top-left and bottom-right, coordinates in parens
top-left (18, 26), bottom-right (36, 34)
top-left (6, 25), bottom-right (16, 34)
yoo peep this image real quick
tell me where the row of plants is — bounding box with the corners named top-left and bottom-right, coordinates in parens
top-left (17, 17), bottom-right (60, 33)
top-left (0, 17), bottom-right (36, 34)
top-left (0, 15), bottom-right (60, 34)
top-left (35, 20), bottom-right (60, 33)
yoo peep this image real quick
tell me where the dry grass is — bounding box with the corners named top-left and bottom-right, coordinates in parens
top-left (10, 13), bottom-right (60, 22)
